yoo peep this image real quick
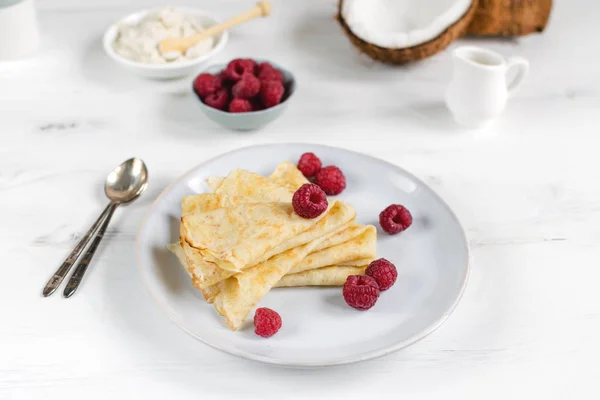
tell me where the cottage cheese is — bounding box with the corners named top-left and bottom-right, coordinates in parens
top-left (113, 8), bottom-right (214, 64)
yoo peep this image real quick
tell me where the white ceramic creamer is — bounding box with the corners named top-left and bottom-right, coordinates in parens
top-left (445, 46), bottom-right (529, 128)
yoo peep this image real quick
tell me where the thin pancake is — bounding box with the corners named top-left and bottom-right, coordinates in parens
top-left (182, 168), bottom-right (297, 216)
top-left (212, 202), bottom-right (356, 330)
top-left (172, 162), bottom-right (375, 316)
top-left (289, 225), bottom-right (376, 274)
top-left (309, 223), bottom-right (371, 253)
top-left (205, 161), bottom-right (309, 194)
top-left (275, 265), bottom-right (368, 287)
top-left (181, 201), bottom-right (334, 272)
top-left (268, 161), bottom-right (310, 191)
top-left (180, 171), bottom-right (366, 289)
top-left (167, 244), bottom-right (370, 300)
top-left (179, 167), bottom-right (303, 284)
top-left (199, 223), bottom-right (373, 300)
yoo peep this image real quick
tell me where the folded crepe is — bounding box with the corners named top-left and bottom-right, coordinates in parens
top-left (168, 247), bottom-right (367, 292)
top-left (267, 161), bottom-right (311, 191)
top-left (180, 199), bottom-right (353, 289)
top-left (308, 222), bottom-right (368, 253)
top-left (201, 224), bottom-right (375, 305)
top-left (205, 161), bottom-right (309, 193)
top-left (171, 221), bottom-right (374, 299)
top-left (199, 223), bottom-right (375, 301)
top-left (175, 164), bottom-right (373, 284)
top-left (179, 168), bottom-right (366, 290)
top-left (205, 175), bottom-right (224, 192)
top-left (178, 167), bottom-right (305, 287)
top-left (213, 201), bottom-right (356, 329)
top-left (196, 222), bottom-right (373, 301)
top-left (170, 162), bottom-right (376, 329)
top-left (182, 167), bottom-right (299, 216)
top-left (289, 225), bottom-right (376, 274)
top-left (275, 265), bottom-right (368, 287)
top-left (181, 201), bottom-right (334, 272)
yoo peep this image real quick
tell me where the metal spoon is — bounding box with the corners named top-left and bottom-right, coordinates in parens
top-left (42, 158), bottom-right (148, 297)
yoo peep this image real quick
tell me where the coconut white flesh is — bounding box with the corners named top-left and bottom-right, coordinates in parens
top-left (341, 0), bottom-right (472, 49)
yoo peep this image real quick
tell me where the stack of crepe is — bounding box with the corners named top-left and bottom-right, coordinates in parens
top-left (168, 161), bottom-right (377, 330)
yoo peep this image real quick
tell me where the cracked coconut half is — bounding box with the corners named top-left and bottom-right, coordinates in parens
top-left (338, 0), bottom-right (477, 64)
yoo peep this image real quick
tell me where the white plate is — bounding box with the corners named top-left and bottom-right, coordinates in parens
top-left (136, 144), bottom-right (469, 367)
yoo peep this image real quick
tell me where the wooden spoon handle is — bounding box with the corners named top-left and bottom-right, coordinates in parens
top-left (159, 1), bottom-right (271, 53)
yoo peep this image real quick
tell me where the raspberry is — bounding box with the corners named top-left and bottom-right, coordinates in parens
top-left (223, 59), bottom-right (255, 81)
top-left (365, 258), bottom-right (397, 291)
top-left (254, 307), bottom-right (282, 338)
top-left (228, 98), bottom-right (252, 113)
top-left (260, 80), bottom-right (284, 108)
top-left (343, 275), bottom-right (380, 310)
top-left (242, 58), bottom-right (258, 73)
top-left (292, 183), bottom-right (328, 219)
top-left (193, 73), bottom-right (222, 98)
top-left (232, 73), bottom-right (261, 99)
top-left (297, 152), bottom-right (322, 178)
top-left (219, 70), bottom-right (235, 88)
top-left (257, 62), bottom-right (283, 83)
top-left (314, 166), bottom-right (346, 195)
top-left (203, 88), bottom-right (229, 110)
top-left (379, 204), bottom-right (412, 235)
top-left (250, 98), bottom-right (265, 111)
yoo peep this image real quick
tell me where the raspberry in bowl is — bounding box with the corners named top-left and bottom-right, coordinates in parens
top-left (192, 58), bottom-right (296, 131)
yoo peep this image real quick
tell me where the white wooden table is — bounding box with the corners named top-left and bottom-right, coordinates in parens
top-left (2, 0), bottom-right (599, 398)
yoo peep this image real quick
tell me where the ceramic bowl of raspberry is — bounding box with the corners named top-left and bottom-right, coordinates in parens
top-left (191, 59), bottom-right (296, 131)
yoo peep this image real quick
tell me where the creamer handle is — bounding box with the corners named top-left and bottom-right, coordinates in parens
top-left (506, 57), bottom-right (529, 95)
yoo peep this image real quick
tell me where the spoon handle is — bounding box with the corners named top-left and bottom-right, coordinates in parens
top-left (63, 203), bottom-right (118, 298)
top-left (42, 203), bottom-right (113, 297)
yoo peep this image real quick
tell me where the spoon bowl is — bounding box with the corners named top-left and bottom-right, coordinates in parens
top-left (105, 158), bottom-right (149, 204)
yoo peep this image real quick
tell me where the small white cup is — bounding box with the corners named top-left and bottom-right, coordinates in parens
top-left (0, 0), bottom-right (40, 60)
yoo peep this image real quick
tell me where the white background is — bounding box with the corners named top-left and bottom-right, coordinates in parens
top-left (1, 0), bottom-right (599, 399)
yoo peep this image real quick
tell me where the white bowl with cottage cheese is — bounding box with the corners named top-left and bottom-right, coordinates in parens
top-left (103, 7), bottom-right (228, 79)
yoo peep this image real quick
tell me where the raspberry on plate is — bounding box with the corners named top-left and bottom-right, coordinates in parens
top-left (343, 275), bottom-right (380, 310)
top-left (254, 307), bottom-right (282, 338)
top-left (292, 183), bottom-right (328, 219)
top-left (203, 88), bottom-right (229, 110)
top-left (297, 152), bottom-right (322, 178)
top-left (379, 204), bottom-right (412, 235)
top-left (314, 166), bottom-right (346, 195)
top-left (260, 80), bottom-right (284, 108)
top-left (223, 58), bottom-right (256, 81)
top-left (193, 73), bottom-right (222, 98)
top-left (365, 258), bottom-right (397, 291)
top-left (257, 62), bottom-right (283, 83)
top-left (232, 73), bottom-right (261, 99)
top-left (229, 98), bottom-right (253, 113)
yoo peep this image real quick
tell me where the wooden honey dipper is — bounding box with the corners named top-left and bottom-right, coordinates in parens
top-left (158, 1), bottom-right (271, 54)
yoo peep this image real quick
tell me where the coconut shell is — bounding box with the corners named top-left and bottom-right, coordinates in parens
top-left (467, 0), bottom-right (552, 36)
top-left (337, 0), bottom-right (477, 64)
